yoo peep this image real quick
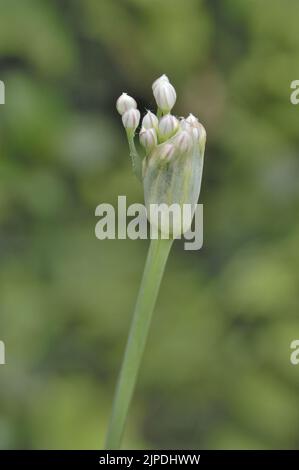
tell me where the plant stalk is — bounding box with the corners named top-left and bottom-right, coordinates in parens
top-left (126, 130), bottom-right (142, 181)
top-left (105, 237), bottom-right (173, 449)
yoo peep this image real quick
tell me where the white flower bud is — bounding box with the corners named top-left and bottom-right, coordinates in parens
top-left (173, 130), bottom-right (193, 153)
top-left (152, 74), bottom-right (169, 91)
top-left (153, 78), bottom-right (176, 113)
top-left (191, 122), bottom-right (206, 142)
top-left (116, 93), bottom-right (137, 115)
top-left (158, 114), bottom-right (179, 140)
top-left (181, 115), bottom-right (205, 142)
top-left (186, 113), bottom-right (199, 126)
top-left (190, 126), bottom-right (200, 140)
top-left (180, 118), bottom-right (189, 131)
top-left (142, 111), bottom-right (159, 129)
top-left (122, 108), bottom-right (140, 132)
top-left (197, 122), bottom-right (207, 152)
top-left (139, 127), bottom-right (157, 150)
top-left (160, 143), bottom-right (176, 162)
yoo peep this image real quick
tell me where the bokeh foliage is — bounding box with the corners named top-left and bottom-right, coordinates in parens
top-left (0, 0), bottom-right (299, 449)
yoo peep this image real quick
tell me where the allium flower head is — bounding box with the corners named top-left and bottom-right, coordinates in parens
top-left (116, 75), bottom-right (206, 235)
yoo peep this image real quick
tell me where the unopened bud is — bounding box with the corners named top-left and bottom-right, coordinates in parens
top-left (116, 93), bottom-right (137, 115)
top-left (159, 143), bottom-right (176, 162)
top-left (191, 126), bottom-right (201, 140)
top-left (139, 127), bottom-right (157, 150)
top-left (152, 74), bottom-right (169, 91)
top-left (181, 115), bottom-right (205, 144)
top-left (197, 122), bottom-right (207, 153)
top-left (180, 118), bottom-right (189, 131)
top-left (153, 76), bottom-right (176, 113)
top-left (190, 121), bottom-right (206, 143)
top-left (122, 108), bottom-right (140, 132)
top-left (158, 114), bottom-right (179, 140)
top-left (186, 113), bottom-right (199, 126)
top-left (174, 130), bottom-right (193, 153)
top-left (142, 111), bottom-right (159, 129)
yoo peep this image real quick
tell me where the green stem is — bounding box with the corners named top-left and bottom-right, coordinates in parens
top-left (126, 130), bottom-right (142, 181)
top-left (157, 108), bottom-right (163, 119)
top-left (105, 237), bottom-right (174, 449)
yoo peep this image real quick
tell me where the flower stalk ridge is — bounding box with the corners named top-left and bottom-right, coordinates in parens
top-left (106, 75), bottom-right (206, 449)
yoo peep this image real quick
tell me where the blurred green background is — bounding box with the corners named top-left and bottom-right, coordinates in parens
top-left (1, 0), bottom-right (299, 450)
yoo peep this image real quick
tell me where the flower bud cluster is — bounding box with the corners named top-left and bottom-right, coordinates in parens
top-left (117, 92), bottom-right (140, 133)
top-left (116, 75), bottom-right (206, 168)
top-left (180, 114), bottom-right (206, 147)
top-left (116, 75), bottom-right (207, 236)
top-left (116, 75), bottom-right (206, 190)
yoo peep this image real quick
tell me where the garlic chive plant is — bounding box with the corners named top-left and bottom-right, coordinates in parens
top-left (106, 75), bottom-right (206, 449)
